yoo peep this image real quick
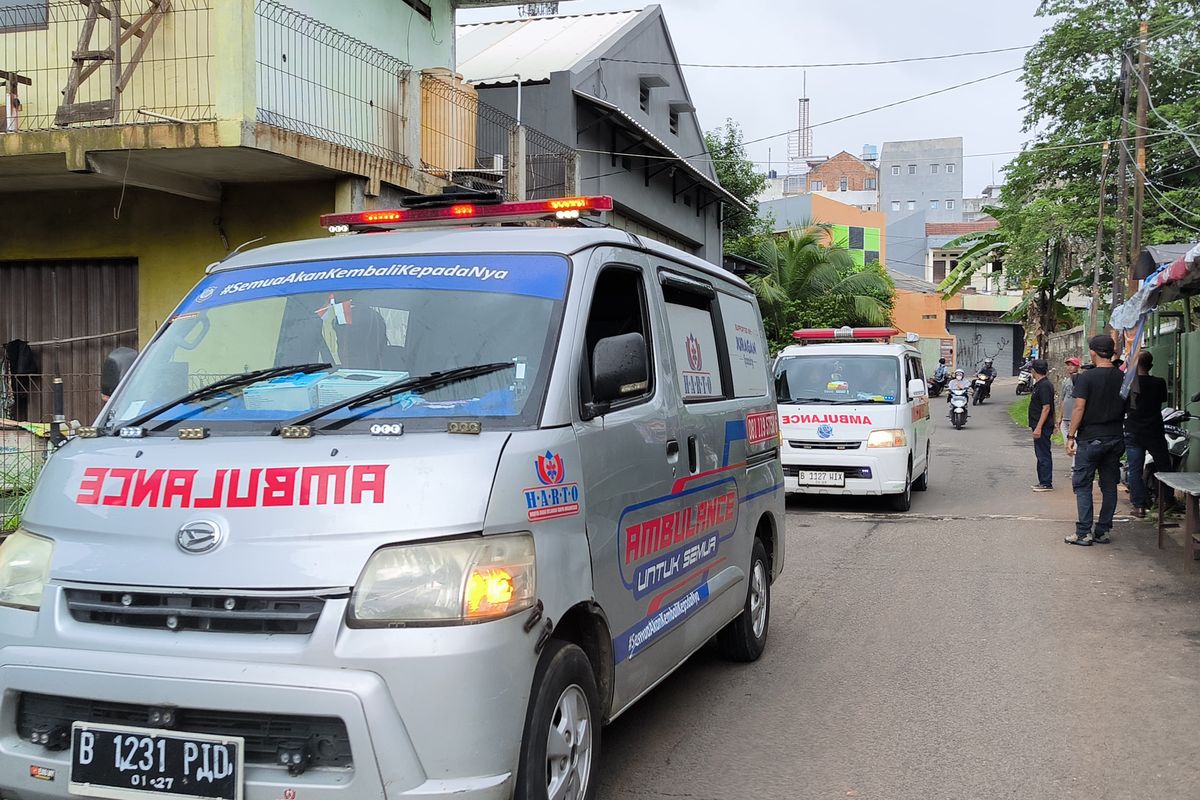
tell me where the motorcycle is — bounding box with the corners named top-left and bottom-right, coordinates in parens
top-left (928, 372), bottom-right (949, 397)
top-left (1141, 391), bottom-right (1200, 489)
top-left (948, 386), bottom-right (970, 429)
top-left (971, 372), bottom-right (992, 405)
top-left (1015, 363), bottom-right (1033, 395)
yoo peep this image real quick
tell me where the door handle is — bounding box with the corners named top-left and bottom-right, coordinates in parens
top-left (666, 439), bottom-right (680, 464)
top-left (687, 435), bottom-right (698, 475)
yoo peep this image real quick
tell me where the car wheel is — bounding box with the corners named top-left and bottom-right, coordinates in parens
top-left (716, 538), bottom-right (770, 663)
top-left (515, 640), bottom-right (601, 800)
top-left (889, 463), bottom-right (913, 511)
top-left (913, 446), bottom-right (929, 491)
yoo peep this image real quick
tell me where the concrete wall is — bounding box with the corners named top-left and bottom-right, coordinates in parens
top-left (282, 0), bottom-right (455, 71)
top-left (0, 182), bottom-right (336, 344)
top-left (879, 137), bottom-right (964, 225)
top-left (885, 211), bottom-right (929, 278)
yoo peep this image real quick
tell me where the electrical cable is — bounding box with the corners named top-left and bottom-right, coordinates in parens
top-left (598, 45), bottom-right (1033, 70)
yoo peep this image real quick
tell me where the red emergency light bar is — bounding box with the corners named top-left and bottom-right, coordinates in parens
top-left (793, 326), bottom-right (900, 341)
top-left (320, 196), bottom-right (614, 232)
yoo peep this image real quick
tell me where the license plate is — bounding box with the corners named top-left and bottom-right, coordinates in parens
top-left (69, 723), bottom-right (243, 800)
top-left (795, 470), bottom-right (845, 487)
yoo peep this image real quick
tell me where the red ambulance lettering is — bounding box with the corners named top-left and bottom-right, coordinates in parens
top-left (74, 464), bottom-right (390, 508)
top-left (625, 490), bottom-right (737, 564)
top-left (779, 413), bottom-right (874, 425)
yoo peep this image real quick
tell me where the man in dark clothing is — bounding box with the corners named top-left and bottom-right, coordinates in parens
top-left (1066, 335), bottom-right (1127, 545)
top-left (1125, 351), bottom-right (1171, 518)
top-left (1028, 360), bottom-right (1054, 491)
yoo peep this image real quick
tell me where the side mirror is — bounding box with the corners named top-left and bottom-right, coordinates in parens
top-left (1191, 391), bottom-right (1200, 404)
top-left (591, 333), bottom-right (649, 408)
top-left (101, 347), bottom-right (138, 398)
top-left (908, 378), bottom-right (927, 398)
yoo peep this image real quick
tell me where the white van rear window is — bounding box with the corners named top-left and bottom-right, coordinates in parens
top-left (718, 293), bottom-right (768, 397)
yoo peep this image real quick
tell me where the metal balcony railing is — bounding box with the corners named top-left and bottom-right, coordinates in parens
top-left (254, 0), bottom-right (411, 163)
top-left (419, 72), bottom-right (575, 200)
top-left (0, 0), bottom-right (216, 132)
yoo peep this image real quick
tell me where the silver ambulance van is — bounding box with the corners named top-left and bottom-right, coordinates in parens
top-left (0, 195), bottom-right (784, 800)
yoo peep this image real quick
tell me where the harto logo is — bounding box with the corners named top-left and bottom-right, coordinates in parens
top-left (685, 334), bottom-right (703, 371)
top-left (535, 451), bottom-right (565, 485)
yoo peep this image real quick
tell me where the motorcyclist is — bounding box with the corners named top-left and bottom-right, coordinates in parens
top-left (932, 358), bottom-right (948, 382)
top-left (976, 357), bottom-right (998, 399)
top-left (947, 368), bottom-right (971, 400)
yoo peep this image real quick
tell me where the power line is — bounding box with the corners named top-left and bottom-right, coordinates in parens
top-left (598, 45), bottom-right (1033, 70)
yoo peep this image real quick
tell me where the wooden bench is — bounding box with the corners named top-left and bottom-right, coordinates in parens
top-left (1155, 472), bottom-right (1200, 573)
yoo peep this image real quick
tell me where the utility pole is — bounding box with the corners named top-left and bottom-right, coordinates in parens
top-left (1113, 50), bottom-right (1132, 311)
top-left (1131, 21), bottom-right (1150, 291)
top-left (1090, 141), bottom-right (1111, 336)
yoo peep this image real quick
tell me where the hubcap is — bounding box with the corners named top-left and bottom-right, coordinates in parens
top-left (546, 684), bottom-right (592, 800)
top-left (750, 560), bottom-right (768, 638)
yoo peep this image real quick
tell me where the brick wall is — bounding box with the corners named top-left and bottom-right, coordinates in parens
top-left (806, 152), bottom-right (879, 192)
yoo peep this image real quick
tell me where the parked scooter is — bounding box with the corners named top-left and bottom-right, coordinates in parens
top-left (949, 386), bottom-right (970, 429)
top-left (1139, 391), bottom-right (1200, 489)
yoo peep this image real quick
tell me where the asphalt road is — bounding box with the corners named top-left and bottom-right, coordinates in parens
top-left (596, 380), bottom-right (1200, 800)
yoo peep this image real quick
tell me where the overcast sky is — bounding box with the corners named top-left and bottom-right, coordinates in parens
top-left (459, 0), bottom-right (1054, 196)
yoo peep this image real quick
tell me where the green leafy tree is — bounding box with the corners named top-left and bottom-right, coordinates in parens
top-left (749, 225), bottom-right (893, 349)
top-left (705, 118), bottom-right (773, 258)
top-left (946, 1), bottom-right (1200, 317)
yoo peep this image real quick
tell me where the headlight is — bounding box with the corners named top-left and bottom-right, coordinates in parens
top-left (349, 533), bottom-right (535, 626)
top-left (866, 429), bottom-right (907, 448)
top-left (0, 530), bottom-right (54, 611)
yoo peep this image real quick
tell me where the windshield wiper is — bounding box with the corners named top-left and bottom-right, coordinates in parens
top-left (780, 397), bottom-right (827, 405)
top-left (116, 363), bottom-right (333, 432)
top-left (277, 362), bottom-right (515, 432)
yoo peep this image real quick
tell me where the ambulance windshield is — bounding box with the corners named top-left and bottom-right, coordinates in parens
top-left (775, 354), bottom-right (901, 405)
top-left (106, 254), bottom-right (569, 432)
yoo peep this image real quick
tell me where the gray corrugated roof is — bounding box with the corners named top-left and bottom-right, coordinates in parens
top-left (456, 10), bottom-right (643, 84)
top-left (887, 267), bottom-right (939, 294)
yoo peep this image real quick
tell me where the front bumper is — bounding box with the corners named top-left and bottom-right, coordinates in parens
top-left (0, 590), bottom-right (538, 800)
top-left (781, 445), bottom-right (911, 496)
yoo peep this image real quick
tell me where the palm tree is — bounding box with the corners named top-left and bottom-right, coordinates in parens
top-left (748, 224), bottom-right (891, 344)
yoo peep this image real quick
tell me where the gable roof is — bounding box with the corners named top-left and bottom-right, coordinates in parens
top-left (456, 10), bottom-right (644, 84)
top-left (887, 267), bottom-right (940, 294)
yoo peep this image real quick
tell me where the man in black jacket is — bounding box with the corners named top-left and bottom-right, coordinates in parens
top-left (1028, 359), bottom-right (1054, 491)
top-left (1125, 351), bottom-right (1171, 518)
top-left (1065, 335), bottom-right (1126, 545)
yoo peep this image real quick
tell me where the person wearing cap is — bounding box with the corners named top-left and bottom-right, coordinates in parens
top-left (1060, 356), bottom-right (1082, 466)
top-left (1124, 350), bottom-right (1172, 518)
top-left (1028, 359), bottom-right (1054, 491)
top-left (1065, 334), bottom-right (1126, 545)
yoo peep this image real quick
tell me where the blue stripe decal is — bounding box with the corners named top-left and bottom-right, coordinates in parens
top-left (740, 483), bottom-right (783, 503)
top-left (722, 419), bottom-right (747, 467)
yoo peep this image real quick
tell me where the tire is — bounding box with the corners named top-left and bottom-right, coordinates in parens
top-left (716, 538), bottom-right (770, 663)
top-left (889, 463), bottom-right (913, 511)
top-left (913, 445), bottom-right (929, 491)
top-left (515, 640), bottom-right (601, 800)
top-left (972, 391), bottom-right (982, 406)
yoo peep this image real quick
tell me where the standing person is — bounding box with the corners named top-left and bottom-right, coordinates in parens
top-left (1029, 359), bottom-right (1054, 491)
top-left (1065, 335), bottom-right (1126, 545)
top-left (1060, 357), bottom-right (1081, 467)
top-left (1124, 351), bottom-right (1172, 518)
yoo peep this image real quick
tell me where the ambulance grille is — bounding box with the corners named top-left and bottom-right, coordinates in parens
top-left (64, 589), bottom-right (327, 634)
top-left (17, 692), bottom-right (353, 769)
top-left (788, 440), bottom-right (862, 450)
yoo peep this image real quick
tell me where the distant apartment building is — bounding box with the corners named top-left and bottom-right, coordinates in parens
top-left (878, 137), bottom-right (965, 276)
top-left (878, 137), bottom-right (964, 224)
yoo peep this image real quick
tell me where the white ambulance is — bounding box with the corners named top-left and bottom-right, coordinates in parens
top-left (774, 327), bottom-right (932, 511)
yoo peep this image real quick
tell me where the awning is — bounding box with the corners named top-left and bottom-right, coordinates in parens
top-left (1111, 243), bottom-right (1200, 330)
top-left (574, 90), bottom-right (750, 214)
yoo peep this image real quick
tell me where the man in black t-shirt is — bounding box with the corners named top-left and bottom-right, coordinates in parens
top-left (1065, 335), bottom-right (1126, 545)
top-left (1028, 360), bottom-right (1054, 491)
top-left (1125, 351), bottom-right (1171, 517)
